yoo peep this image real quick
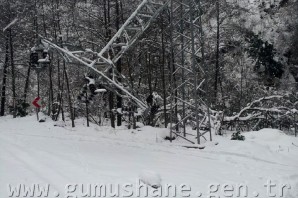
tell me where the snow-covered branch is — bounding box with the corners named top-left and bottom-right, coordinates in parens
top-left (3, 18), bottom-right (18, 32)
top-left (224, 95), bottom-right (283, 121)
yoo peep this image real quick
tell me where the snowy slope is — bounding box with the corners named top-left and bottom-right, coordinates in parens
top-left (0, 115), bottom-right (297, 198)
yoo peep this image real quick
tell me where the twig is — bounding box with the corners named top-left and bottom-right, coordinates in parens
top-left (292, 143), bottom-right (298, 147)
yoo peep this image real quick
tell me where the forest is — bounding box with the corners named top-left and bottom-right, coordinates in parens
top-left (1, 0), bottom-right (298, 143)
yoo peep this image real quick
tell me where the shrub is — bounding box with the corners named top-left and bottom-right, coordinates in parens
top-left (231, 131), bottom-right (245, 141)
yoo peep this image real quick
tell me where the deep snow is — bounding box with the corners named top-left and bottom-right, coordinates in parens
top-left (0, 115), bottom-right (297, 198)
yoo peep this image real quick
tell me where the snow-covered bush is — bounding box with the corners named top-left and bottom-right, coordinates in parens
top-left (231, 131), bottom-right (245, 141)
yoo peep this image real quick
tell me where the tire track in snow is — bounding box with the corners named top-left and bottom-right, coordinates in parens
top-left (1, 135), bottom-right (72, 183)
top-left (202, 150), bottom-right (298, 168)
top-left (0, 140), bottom-right (65, 195)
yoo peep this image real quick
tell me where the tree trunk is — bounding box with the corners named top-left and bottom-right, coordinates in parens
top-left (160, 17), bottom-right (167, 128)
top-left (9, 28), bottom-right (16, 118)
top-left (115, 0), bottom-right (122, 126)
top-left (180, 0), bottom-right (186, 136)
top-left (48, 54), bottom-right (54, 117)
top-left (214, 0), bottom-right (220, 103)
top-left (0, 33), bottom-right (9, 116)
top-left (104, 0), bottom-right (115, 128)
top-left (63, 61), bottom-right (75, 127)
top-left (55, 58), bottom-right (65, 122)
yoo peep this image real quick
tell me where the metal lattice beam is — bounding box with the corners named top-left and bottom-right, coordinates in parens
top-left (42, 0), bottom-right (170, 110)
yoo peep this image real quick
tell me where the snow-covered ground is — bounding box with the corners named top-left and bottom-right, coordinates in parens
top-left (0, 115), bottom-right (297, 198)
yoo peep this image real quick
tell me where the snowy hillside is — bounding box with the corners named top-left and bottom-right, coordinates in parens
top-left (0, 115), bottom-right (297, 198)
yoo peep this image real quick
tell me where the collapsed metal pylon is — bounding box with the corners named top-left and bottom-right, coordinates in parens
top-left (42, 0), bottom-right (170, 110)
top-left (41, 0), bottom-right (211, 144)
